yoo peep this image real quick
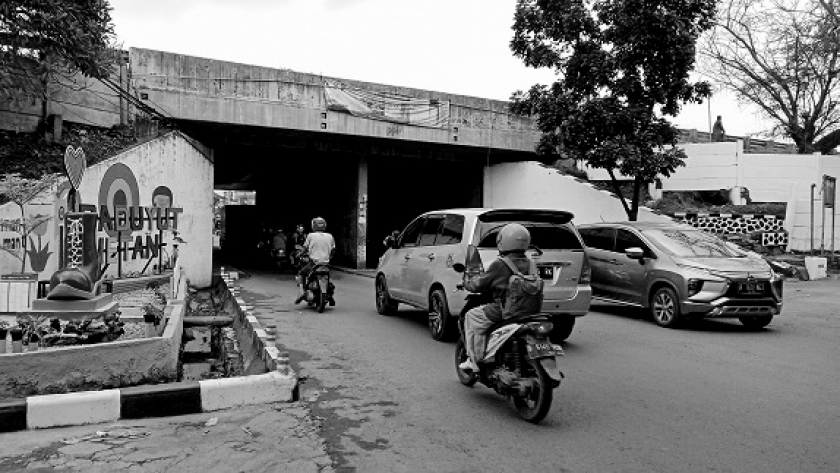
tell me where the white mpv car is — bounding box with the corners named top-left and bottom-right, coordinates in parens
top-left (375, 208), bottom-right (592, 342)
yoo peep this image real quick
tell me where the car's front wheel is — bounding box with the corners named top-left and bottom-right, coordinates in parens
top-left (739, 315), bottom-right (773, 330)
top-left (651, 286), bottom-right (682, 328)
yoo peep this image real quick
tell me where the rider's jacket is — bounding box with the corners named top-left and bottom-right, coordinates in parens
top-left (464, 251), bottom-right (532, 322)
top-left (304, 231), bottom-right (335, 265)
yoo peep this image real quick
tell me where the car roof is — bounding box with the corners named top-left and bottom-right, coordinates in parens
top-left (422, 208), bottom-right (575, 220)
top-left (577, 220), bottom-right (693, 231)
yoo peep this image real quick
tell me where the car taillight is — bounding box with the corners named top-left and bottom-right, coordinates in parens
top-left (580, 255), bottom-right (591, 284)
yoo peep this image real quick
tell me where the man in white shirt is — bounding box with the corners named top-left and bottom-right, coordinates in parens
top-left (295, 217), bottom-right (335, 304)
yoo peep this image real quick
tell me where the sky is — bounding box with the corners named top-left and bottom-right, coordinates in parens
top-left (109, 0), bottom-right (772, 139)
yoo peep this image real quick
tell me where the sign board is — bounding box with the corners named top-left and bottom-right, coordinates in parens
top-left (824, 175), bottom-right (836, 209)
top-left (0, 274), bottom-right (38, 313)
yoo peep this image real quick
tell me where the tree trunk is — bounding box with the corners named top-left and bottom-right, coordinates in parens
top-left (18, 203), bottom-right (27, 273)
top-left (629, 177), bottom-right (643, 221)
top-left (607, 169), bottom-right (632, 219)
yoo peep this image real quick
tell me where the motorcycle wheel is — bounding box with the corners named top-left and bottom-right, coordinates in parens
top-left (317, 292), bottom-right (327, 313)
top-left (511, 358), bottom-right (553, 424)
top-left (455, 340), bottom-right (477, 387)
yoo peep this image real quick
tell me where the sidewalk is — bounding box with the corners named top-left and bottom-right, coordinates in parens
top-left (331, 266), bottom-right (376, 279)
top-left (0, 402), bottom-right (333, 472)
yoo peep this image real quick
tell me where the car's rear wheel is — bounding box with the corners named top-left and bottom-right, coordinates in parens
top-left (549, 317), bottom-right (575, 343)
top-left (376, 276), bottom-right (398, 316)
top-left (428, 289), bottom-right (454, 341)
top-left (651, 286), bottom-right (682, 328)
top-left (739, 315), bottom-right (773, 330)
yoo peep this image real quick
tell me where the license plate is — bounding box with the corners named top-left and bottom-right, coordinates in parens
top-left (538, 265), bottom-right (556, 280)
top-left (738, 282), bottom-right (765, 295)
top-left (526, 342), bottom-right (564, 359)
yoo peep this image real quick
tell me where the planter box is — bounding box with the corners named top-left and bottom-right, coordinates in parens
top-left (0, 271), bottom-right (187, 399)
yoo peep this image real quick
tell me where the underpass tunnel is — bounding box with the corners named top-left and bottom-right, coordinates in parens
top-left (181, 120), bottom-right (523, 269)
top-left (366, 156), bottom-right (483, 268)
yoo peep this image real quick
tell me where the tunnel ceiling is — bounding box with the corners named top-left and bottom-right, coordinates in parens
top-left (174, 119), bottom-right (538, 188)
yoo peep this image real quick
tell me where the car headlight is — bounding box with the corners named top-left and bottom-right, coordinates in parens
top-left (687, 278), bottom-right (704, 296)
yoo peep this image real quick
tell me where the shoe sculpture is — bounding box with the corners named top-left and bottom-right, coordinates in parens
top-left (46, 212), bottom-right (102, 300)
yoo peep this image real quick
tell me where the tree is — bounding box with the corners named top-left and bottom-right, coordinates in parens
top-left (701, 0), bottom-right (840, 153)
top-left (0, 173), bottom-right (56, 273)
top-left (510, 0), bottom-right (715, 220)
top-left (0, 0), bottom-right (117, 119)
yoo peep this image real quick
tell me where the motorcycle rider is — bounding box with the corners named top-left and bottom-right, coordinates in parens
top-left (294, 217), bottom-right (336, 304)
top-left (459, 223), bottom-right (539, 372)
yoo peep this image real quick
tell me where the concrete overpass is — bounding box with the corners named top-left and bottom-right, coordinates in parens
top-left (128, 48), bottom-right (542, 268)
top-left (129, 48), bottom-right (540, 153)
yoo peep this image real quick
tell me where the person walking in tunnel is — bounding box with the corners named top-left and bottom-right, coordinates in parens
top-left (295, 217), bottom-right (336, 304)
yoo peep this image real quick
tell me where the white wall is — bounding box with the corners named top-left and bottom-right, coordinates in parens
top-left (0, 132), bottom-right (214, 287)
top-left (484, 161), bottom-right (672, 224)
top-left (78, 132), bottom-right (214, 287)
top-left (584, 142), bottom-right (840, 203)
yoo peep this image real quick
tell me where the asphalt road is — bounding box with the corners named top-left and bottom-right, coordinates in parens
top-left (241, 270), bottom-right (840, 473)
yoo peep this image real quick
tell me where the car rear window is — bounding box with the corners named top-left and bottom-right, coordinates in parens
top-left (476, 222), bottom-right (583, 250)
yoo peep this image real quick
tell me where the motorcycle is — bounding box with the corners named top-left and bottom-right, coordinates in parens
top-left (272, 248), bottom-right (289, 271)
top-left (452, 263), bottom-right (564, 424)
top-left (299, 256), bottom-right (336, 313)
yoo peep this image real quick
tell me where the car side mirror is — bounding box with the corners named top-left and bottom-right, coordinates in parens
top-left (625, 247), bottom-right (645, 260)
top-left (452, 263), bottom-right (466, 273)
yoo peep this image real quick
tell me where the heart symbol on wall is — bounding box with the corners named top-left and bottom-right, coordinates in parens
top-left (64, 146), bottom-right (86, 190)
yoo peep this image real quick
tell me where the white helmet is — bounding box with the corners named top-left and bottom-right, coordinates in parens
top-left (311, 217), bottom-right (327, 232)
top-left (496, 223), bottom-right (530, 253)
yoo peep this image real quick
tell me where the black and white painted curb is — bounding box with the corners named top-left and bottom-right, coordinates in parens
top-left (0, 270), bottom-right (298, 433)
top-left (0, 369), bottom-right (296, 433)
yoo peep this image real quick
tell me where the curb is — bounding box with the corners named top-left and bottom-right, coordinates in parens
top-left (331, 266), bottom-right (376, 279)
top-left (0, 269), bottom-right (298, 433)
top-left (0, 371), bottom-right (296, 432)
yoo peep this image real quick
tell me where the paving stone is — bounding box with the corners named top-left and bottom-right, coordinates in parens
top-left (58, 442), bottom-right (112, 457)
top-left (25, 460), bottom-right (51, 469)
top-left (91, 450), bottom-right (117, 460)
top-left (64, 458), bottom-right (94, 469)
top-left (105, 460), bottom-right (134, 469)
top-left (120, 448), bottom-right (181, 463)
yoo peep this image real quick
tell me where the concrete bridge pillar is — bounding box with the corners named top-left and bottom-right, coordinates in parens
top-left (354, 156), bottom-right (369, 269)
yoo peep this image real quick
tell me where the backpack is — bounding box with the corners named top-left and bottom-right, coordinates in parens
top-left (499, 257), bottom-right (544, 318)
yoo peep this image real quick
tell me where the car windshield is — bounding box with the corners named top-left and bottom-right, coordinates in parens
top-left (476, 222), bottom-right (583, 250)
top-left (643, 228), bottom-right (744, 258)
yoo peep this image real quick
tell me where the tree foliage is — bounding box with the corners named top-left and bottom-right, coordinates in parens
top-left (701, 0), bottom-right (840, 153)
top-left (0, 0), bottom-right (116, 102)
top-left (510, 0), bottom-right (716, 220)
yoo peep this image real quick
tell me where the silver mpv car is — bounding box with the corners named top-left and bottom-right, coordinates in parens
top-left (578, 222), bottom-right (783, 329)
top-left (376, 209), bottom-right (592, 342)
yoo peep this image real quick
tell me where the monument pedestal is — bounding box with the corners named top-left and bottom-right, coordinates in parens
top-left (27, 294), bottom-right (119, 320)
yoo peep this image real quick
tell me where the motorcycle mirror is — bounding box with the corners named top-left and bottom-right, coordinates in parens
top-left (452, 263), bottom-right (466, 273)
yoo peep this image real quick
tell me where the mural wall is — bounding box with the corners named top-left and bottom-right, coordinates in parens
top-left (0, 131), bottom-right (214, 288)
